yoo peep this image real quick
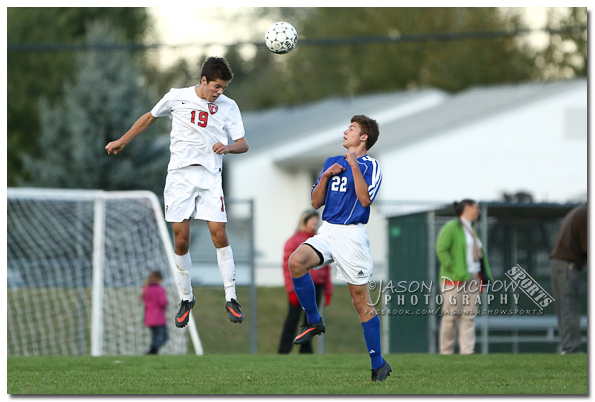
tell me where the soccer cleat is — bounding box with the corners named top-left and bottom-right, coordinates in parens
top-left (175, 297), bottom-right (195, 328)
top-left (371, 359), bottom-right (392, 382)
top-left (225, 298), bottom-right (244, 323)
top-left (294, 319), bottom-right (325, 345)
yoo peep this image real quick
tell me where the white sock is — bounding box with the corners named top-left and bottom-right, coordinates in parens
top-left (216, 245), bottom-right (237, 302)
top-left (174, 252), bottom-right (194, 301)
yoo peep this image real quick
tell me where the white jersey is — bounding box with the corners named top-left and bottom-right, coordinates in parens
top-left (151, 86), bottom-right (246, 173)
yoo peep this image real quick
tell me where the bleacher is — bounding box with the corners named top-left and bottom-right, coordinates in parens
top-left (476, 315), bottom-right (587, 353)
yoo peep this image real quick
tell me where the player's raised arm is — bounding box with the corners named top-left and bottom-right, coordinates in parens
top-left (344, 152), bottom-right (372, 207)
top-left (311, 163), bottom-right (345, 209)
top-left (105, 112), bottom-right (157, 155)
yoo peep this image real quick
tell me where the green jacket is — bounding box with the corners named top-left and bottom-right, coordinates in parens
top-left (436, 218), bottom-right (493, 283)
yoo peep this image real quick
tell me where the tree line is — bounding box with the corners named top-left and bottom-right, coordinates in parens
top-left (7, 7), bottom-right (587, 191)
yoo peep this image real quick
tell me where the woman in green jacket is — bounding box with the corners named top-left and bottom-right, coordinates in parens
top-left (435, 199), bottom-right (493, 354)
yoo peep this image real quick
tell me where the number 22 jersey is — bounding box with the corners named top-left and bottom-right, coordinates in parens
top-left (151, 86), bottom-right (246, 173)
top-left (313, 155), bottom-right (382, 225)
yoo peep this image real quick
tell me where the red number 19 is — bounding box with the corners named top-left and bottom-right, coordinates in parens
top-left (190, 111), bottom-right (208, 127)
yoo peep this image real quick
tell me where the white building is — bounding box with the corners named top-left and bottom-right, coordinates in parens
top-left (225, 79), bottom-right (587, 286)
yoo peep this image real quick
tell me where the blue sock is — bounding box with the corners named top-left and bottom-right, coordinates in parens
top-left (362, 315), bottom-right (383, 370)
top-left (291, 273), bottom-right (321, 324)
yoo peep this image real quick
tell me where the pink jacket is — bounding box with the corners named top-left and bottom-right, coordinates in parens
top-left (282, 230), bottom-right (333, 297)
top-left (142, 283), bottom-right (168, 327)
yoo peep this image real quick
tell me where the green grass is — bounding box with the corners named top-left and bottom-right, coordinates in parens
top-left (193, 285), bottom-right (371, 354)
top-left (7, 353), bottom-right (586, 394)
top-left (7, 285), bottom-right (366, 356)
top-left (7, 286), bottom-right (588, 394)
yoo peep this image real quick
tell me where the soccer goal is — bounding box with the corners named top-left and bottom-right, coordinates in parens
top-left (7, 188), bottom-right (203, 356)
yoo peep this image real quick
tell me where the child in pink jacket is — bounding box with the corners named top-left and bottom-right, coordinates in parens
top-left (141, 271), bottom-right (169, 354)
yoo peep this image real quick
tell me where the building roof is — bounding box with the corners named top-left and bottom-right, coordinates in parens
top-left (235, 79), bottom-right (585, 173)
top-left (241, 88), bottom-right (447, 154)
top-left (375, 78), bottom-right (586, 151)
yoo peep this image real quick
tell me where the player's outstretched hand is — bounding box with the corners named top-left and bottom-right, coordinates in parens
top-left (105, 140), bottom-right (125, 155)
top-left (324, 163), bottom-right (345, 177)
top-left (213, 142), bottom-right (228, 155)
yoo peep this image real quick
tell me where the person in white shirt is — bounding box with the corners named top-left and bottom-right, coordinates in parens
top-left (106, 57), bottom-right (249, 327)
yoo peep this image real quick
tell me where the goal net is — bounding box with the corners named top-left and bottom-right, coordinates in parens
top-left (7, 188), bottom-right (203, 356)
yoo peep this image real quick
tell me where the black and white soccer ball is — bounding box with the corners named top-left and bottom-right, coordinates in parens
top-left (264, 22), bottom-right (298, 54)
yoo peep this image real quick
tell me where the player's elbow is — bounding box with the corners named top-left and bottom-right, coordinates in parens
top-left (238, 138), bottom-right (249, 153)
top-left (312, 199), bottom-right (323, 210)
top-left (360, 198), bottom-right (372, 208)
top-left (144, 112), bottom-right (157, 125)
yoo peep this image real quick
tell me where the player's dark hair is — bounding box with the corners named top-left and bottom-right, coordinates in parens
top-left (453, 199), bottom-right (476, 217)
top-left (351, 115), bottom-right (379, 150)
top-left (201, 57), bottom-right (233, 83)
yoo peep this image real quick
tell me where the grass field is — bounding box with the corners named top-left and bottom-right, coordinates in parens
top-left (7, 286), bottom-right (588, 394)
top-left (7, 353), bottom-right (586, 394)
top-left (195, 285), bottom-right (368, 354)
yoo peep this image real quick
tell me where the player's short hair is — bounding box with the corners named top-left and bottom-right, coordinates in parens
top-left (453, 199), bottom-right (477, 217)
top-left (351, 115), bottom-right (379, 150)
top-left (201, 57), bottom-right (234, 83)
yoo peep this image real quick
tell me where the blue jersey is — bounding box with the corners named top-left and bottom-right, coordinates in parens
top-left (312, 155), bottom-right (382, 225)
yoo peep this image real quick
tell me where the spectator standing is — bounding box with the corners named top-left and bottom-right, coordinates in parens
top-left (141, 271), bottom-right (169, 355)
top-left (550, 203), bottom-right (587, 354)
top-left (435, 199), bottom-right (493, 354)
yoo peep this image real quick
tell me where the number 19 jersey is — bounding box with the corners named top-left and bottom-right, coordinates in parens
top-left (151, 86), bottom-right (246, 173)
top-left (313, 155), bottom-right (382, 225)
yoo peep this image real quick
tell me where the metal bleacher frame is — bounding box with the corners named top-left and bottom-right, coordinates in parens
top-left (478, 315), bottom-right (588, 353)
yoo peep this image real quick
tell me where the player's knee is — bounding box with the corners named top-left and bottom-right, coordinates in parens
top-left (351, 297), bottom-right (366, 313)
top-left (209, 225), bottom-right (229, 248)
top-left (288, 253), bottom-right (307, 278)
top-left (350, 291), bottom-right (369, 312)
top-left (211, 233), bottom-right (229, 249)
top-left (174, 236), bottom-right (190, 255)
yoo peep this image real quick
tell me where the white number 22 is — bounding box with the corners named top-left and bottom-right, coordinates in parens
top-left (330, 176), bottom-right (347, 192)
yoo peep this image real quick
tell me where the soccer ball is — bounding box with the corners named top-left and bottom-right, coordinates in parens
top-left (265, 22), bottom-right (298, 54)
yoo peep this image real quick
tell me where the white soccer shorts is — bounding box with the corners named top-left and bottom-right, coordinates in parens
top-left (164, 165), bottom-right (227, 223)
top-left (304, 221), bottom-right (373, 285)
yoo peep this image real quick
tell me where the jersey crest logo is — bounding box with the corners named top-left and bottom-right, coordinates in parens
top-left (208, 103), bottom-right (218, 115)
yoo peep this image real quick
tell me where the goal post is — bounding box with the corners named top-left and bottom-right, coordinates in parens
top-left (7, 188), bottom-right (203, 356)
